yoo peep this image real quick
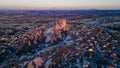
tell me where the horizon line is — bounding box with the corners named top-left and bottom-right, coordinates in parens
top-left (0, 9), bottom-right (120, 11)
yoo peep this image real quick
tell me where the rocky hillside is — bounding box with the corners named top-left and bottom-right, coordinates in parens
top-left (0, 19), bottom-right (120, 68)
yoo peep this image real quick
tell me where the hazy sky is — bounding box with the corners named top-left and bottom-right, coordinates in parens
top-left (0, 0), bottom-right (120, 10)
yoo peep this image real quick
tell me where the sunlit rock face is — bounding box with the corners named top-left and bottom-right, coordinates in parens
top-left (54, 19), bottom-right (67, 30)
top-left (56, 19), bottom-right (71, 31)
top-left (44, 19), bottom-right (71, 44)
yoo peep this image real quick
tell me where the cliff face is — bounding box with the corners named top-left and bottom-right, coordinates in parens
top-left (44, 19), bottom-right (71, 44)
top-left (54, 19), bottom-right (67, 30)
top-left (56, 19), bottom-right (71, 31)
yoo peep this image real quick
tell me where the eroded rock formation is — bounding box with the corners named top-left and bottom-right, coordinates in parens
top-left (44, 19), bottom-right (71, 44)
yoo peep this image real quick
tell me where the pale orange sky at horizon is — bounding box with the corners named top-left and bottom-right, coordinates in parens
top-left (0, 0), bottom-right (120, 10)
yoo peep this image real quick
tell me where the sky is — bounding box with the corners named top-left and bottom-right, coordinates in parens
top-left (0, 0), bottom-right (120, 10)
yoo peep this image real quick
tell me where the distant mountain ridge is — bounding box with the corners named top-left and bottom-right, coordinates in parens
top-left (0, 10), bottom-right (120, 15)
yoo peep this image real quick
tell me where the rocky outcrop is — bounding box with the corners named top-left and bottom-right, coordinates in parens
top-left (54, 19), bottom-right (67, 30)
top-left (44, 19), bottom-right (71, 45)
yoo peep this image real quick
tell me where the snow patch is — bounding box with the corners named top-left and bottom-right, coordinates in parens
top-left (45, 36), bottom-right (51, 43)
